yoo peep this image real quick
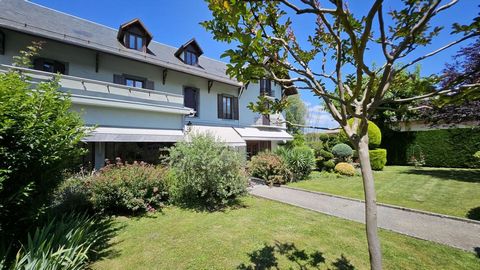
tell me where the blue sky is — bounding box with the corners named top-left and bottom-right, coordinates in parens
top-left (32, 0), bottom-right (479, 130)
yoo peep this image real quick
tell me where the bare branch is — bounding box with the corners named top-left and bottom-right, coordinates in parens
top-left (389, 83), bottom-right (480, 103)
top-left (377, 5), bottom-right (393, 61)
top-left (398, 32), bottom-right (479, 72)
top-left (279, 0), bottom-right (337, 15)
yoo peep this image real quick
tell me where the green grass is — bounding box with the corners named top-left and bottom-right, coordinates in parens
top-left (91, 196), bottom-right (479, 269)
top-left (288, 166), bottom-right (480, 219)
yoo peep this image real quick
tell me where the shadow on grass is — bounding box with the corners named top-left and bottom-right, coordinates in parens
top-left (237, 241), bottom-right (355, 270)
top-left (466, 206), bottom-right (480, 221)
top-left (474, 247), bottom-right (480, 259)
top-left (174, 197), bottom-right (249, 213)
top-left (90, 217), bottom-right (125, 262)
top-left (402, 168), bottom-right (480, 183)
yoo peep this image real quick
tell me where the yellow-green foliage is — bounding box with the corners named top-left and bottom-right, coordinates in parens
top-left (341, 119), bottom-right (382, 148)
top-left (370, 149), bottom-right (387, 170)
top-left (334, 162), bottom-right (356, 176)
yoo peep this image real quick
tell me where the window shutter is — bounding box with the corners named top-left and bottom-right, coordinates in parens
top-left (33, 58), bottom-right (44, 71)
top-left (0, 31), bottom-right (4, 55)
top-left (54, 61), bottom-right (66, 75)
top-left (145, 80), bottom-right (154, 90)
top-left (217, 94), bottom-right (223, 119)
top-left (233, 97), bottom-right (239, 120)
top-left (113, 74), bottom-right (124, 85)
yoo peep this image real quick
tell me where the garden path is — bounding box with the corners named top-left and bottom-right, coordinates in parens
top-left (249, 182), bottom-right (480, 253)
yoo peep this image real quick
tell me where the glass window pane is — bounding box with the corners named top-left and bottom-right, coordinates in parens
top-left (136, 37), bottom-right (143, 50)
top-left (129, 35), bottom-right (136, 49)
top-left (135, 80), bottom-right (143, 88)
top-left (126, 79), bottom-right (134, 87)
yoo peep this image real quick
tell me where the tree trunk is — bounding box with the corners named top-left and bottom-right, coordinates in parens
top-left (356, 134), bottom-right (383, 270)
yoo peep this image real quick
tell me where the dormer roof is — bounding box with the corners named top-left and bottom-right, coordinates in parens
top-left (117, 18), bottom-right (153, 46)
top-left (174, 38), bottom-right (203, 58)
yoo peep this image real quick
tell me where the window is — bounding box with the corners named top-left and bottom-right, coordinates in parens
top-left (126, 33), bottom-right (144, 51)
top-left (113, 74), bottom-right (154, 89)
top-left (246, 141), bottom-right (271, 159)
top-left (260, 79), bottom-right (272, 96)
top-left (184, 87), bottom-right (199, 116)
top-left (217, 94), bottom-right (238, 120)
top-left (33, 58), bottom-right (67, 74)
top-left (125, 78), bottom-right (144, 88)
top-left (222, 95), bottom-right (233, 119)
top-left (0, 30), bottom-right (4, 55)
top-left (184, 50), bottom-right (198, 65)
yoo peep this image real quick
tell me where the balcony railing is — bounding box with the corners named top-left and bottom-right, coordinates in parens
top-left (0, 64), bottom-right (184, 106)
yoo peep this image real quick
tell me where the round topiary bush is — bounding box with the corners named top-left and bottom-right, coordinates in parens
top-left (334, 162), bottom-right (356, 176)
top-left (332, 143), bottom-right (353, 160)
top-left (369, 149), bottom-right (387, 170)
top-left (341, 119), bottom-right (382, 148)
top-left (322, 159), bottom-right (336, 171)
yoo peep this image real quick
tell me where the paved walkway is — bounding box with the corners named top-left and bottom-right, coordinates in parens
top-left (249, 183), bottom-right (480, 252)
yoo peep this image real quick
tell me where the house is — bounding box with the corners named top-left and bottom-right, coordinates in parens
top-left (0, 0), bottom-right (296, 169)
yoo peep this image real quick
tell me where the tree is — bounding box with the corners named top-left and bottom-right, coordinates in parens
top-left (0, 42), bottom-right (86, 248)
top-left (202, 1), bottom-right (479, 269)
top-left (285, 94), bottom-right (307, 134)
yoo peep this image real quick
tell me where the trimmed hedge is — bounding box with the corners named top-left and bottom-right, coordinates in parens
top-left (382, 128), bottom-right (480, 168)
top-left (369, 149), bottom-right (387, 170)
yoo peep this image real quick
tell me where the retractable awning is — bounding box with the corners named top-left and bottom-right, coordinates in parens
top-left (83, 127), bottom-right (184, 142)
top-left (234, 127), bottom-right (293, 141)
top-left (188, 125), bottom-right (246, 147)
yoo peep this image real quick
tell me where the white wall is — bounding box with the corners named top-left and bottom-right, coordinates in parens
top-left (0, 29), bottom-right (286, 129)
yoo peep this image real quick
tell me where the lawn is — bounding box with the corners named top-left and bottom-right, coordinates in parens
top-left (288, 166), bottom-right (480, 219)
top-left (91, 196), bottom-right (479, 270)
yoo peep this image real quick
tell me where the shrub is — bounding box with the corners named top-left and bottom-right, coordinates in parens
top-left (169, 134), bottom-right (247, 209)
top-left (319, 149), bottom-right (334, 160)
top-left (384, 128), bottom-right (480, 168)
top-left (88, 163), bottom-right (168, 214)
top-left (475, 151), bottom-right (480, 162)
top-left (323, 159), bottom-right (336, 171)
top-left (305, 133), bottom-right (342, 152)
top-left (11, 212), bottom-right (113, 270)
top-left (340, 119), bottom-right (382, 148)
top-left (369, 149), bottom-right (387, 170)
top-left (0, 44), bottom-right (86, 244)
top-left (276, 146), bottom-right (316, 181)
top-left (334, 162), bottom-right (356, 176)
top-left (52, 174), bottom-right (92, 213)
top-left (332, 143), bottom-right (354, 161)
top-left (248, 151), bottom-right (293, 185)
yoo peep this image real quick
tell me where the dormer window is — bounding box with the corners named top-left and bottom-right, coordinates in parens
top-left (175, 38), bottom-right (203, 66)
top-left (117, 18), bottom-right (153, 53)
top-left (185, 50), bottom-right (198, 65)
top-left (126, 33), bottom-right (144, 51)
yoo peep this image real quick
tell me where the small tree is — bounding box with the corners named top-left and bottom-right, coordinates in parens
top-left (285, 94), bottom-right (307, 134)
top-left (203, 1), bottom-right (479, 269)
top-left (0, 42), bottom-right (86, 245)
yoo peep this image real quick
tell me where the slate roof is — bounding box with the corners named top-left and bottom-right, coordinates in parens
top-left (0, 0), bottom-right (241, 87)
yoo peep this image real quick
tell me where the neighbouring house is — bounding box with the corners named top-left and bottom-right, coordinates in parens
top-left (0, 0), bottom-right (296, 169)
